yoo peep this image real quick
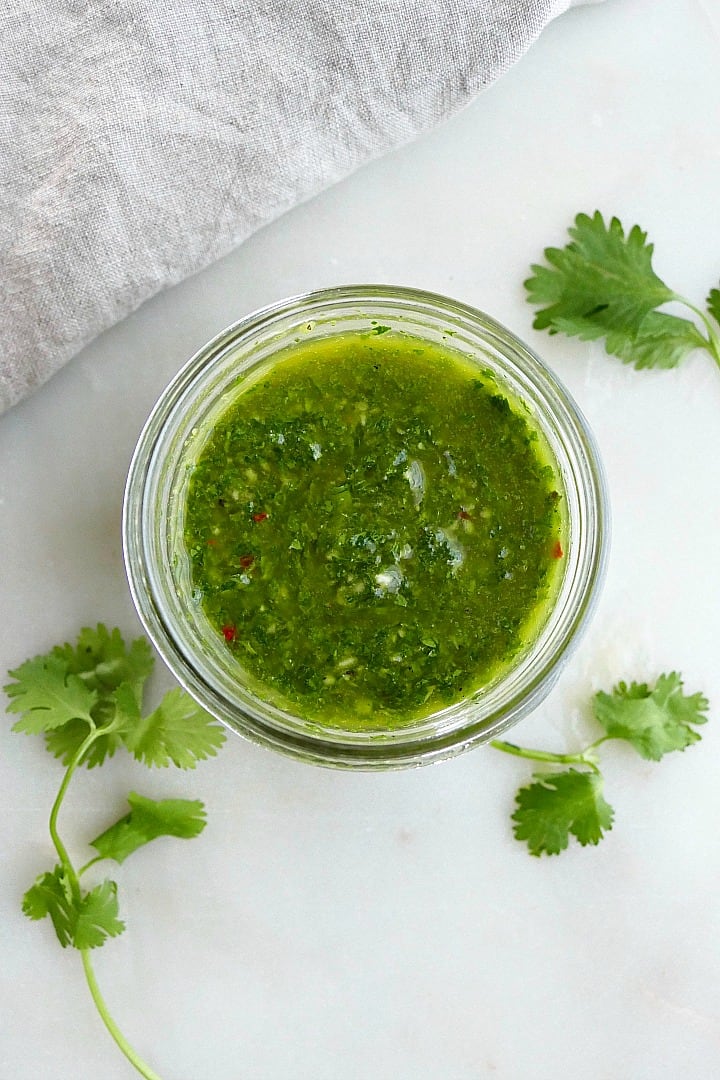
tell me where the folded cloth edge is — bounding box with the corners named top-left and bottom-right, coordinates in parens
top-left (0, 0), bottom-right (594, 414)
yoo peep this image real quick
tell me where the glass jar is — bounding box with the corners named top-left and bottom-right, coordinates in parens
top-left (123, 285), bottom-right (609, 769)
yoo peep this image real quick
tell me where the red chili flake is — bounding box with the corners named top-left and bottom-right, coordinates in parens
top-left (552, 540), bottom-right (564, 559)
top-left (222, 624), bottom-right (237, 643)
top-left (239, 554), bottom-right (255, 570)
top-left (252, 511), bottom-right (268, 523)
top-left (206, 538), bottom-right (218, 547)
top-left (457, 509), bottom-right (472, 521)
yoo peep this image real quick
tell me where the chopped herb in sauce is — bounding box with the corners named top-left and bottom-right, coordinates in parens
top-left (184, 330), bottom-right (564, 730)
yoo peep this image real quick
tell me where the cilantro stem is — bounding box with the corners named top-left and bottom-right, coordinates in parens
top-left (81, 949), bottom-right (163, 1080)
top-left (490, 738), bottom-right (601, 774)
top-left (48, 726), bottom-right (100, 899)
top-left (77, 855), bottom-right (104, 877)
top-left (49, 720), bottom-right (165, 1080)
top-left (9, 626), bottom-right (224, 1078)
top-left (675, 295), bottom-right (720, 371)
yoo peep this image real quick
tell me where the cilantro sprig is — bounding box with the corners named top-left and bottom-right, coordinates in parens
top-left (525, 211), bottom-right (720, 371)
top-left (6, 625), bottom-right (225, 1080)
top-left (492, 672), bottom-right (708, 856)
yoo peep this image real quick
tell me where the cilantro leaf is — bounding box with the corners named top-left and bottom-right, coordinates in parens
top-left (593, 672), bottom-right (708, 760)
top-left (524, 211), bottom-right (718, 370)
top-left (44, 718), bottom-right (120, 768)
top-left (11, 623), bottom-right (222, 772)
top-left (89, 792), bottom-right (207, 865)
top-left (10, 626), bottom-right (222, 1076)
top-left (706, 287), bottom-right (720, 327)
top-left (22, 867), bottom-right (76, 947)
top-left (53, 624), bottom-right (153, 695)
top-left (604, 311), bottom-right (706, 370)
top-left (495, 669), bottom-right (710, 858)
top-left (5, 656), bottom-right (97, 734)
top-left (525, 211), bottom-right (673, 334)
top-left (22, 869), bottom-right (125, 949)
top-left (511, 769), bottom-right (614, 856)
top-left (52, 624), bottom-right (154, 722)
top-left (6, 626), bottom-right (156, 762)
top-left (547, 309), bottom-right (705, 369)
top-left (44, 682), bottom-right (141, 768)
top-left (121, 687), bottom-right (226, 769)
top-left (73, 880), bottom-right (125, 949)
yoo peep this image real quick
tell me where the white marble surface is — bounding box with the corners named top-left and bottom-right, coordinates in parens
top-left (2, 1), bottom-right (720, 1077)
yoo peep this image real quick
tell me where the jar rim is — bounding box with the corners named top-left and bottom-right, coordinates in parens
top-left (123, 284), bottom-right (609, 769)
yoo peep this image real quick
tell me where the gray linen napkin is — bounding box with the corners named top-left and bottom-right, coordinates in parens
top-left (1, 0), bottom-right (589, 413)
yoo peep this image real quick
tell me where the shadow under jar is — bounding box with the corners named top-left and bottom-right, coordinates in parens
top-left (123, 285), bottom-right (609, 769)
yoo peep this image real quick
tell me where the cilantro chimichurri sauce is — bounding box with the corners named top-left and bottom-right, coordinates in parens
top-left (184, 331), bottom-right (564, 730)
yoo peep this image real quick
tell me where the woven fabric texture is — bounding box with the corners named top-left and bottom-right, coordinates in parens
top-left (1, 0), bottom-right (582, 412)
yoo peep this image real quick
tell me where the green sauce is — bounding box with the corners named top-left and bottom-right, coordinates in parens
top-left (184, 330), bottom-right (564, 730)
